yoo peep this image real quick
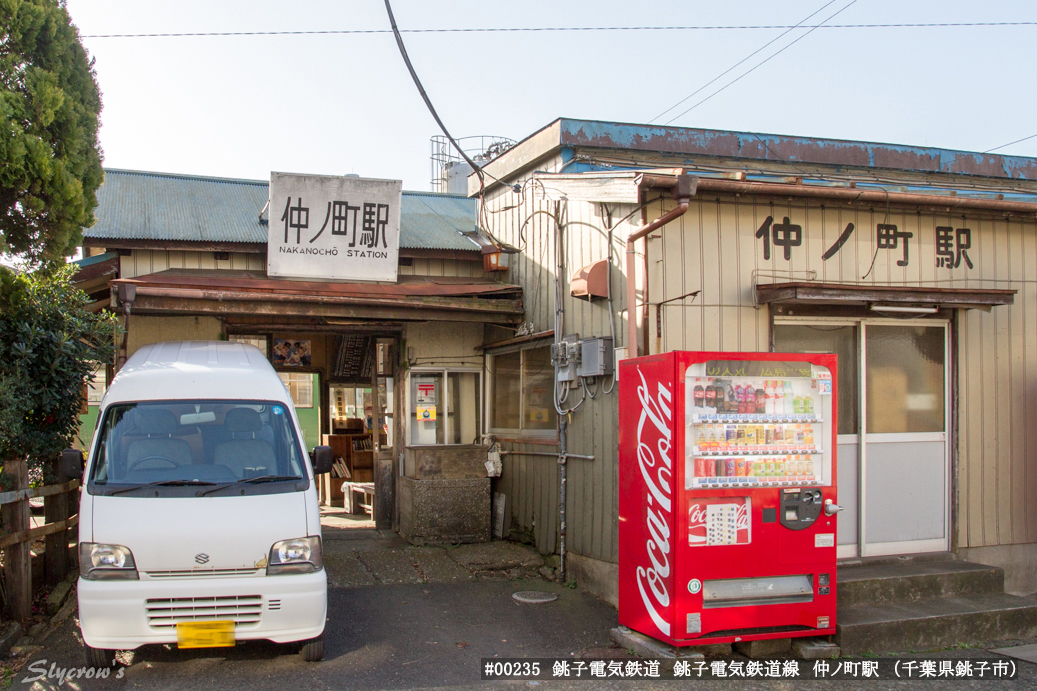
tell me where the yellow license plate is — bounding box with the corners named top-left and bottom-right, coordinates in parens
top-left (176, 621), bottom-right (235, 649)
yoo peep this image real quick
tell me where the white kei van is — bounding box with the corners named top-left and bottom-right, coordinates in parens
top-left (77, 341), bottom-right (331, 666)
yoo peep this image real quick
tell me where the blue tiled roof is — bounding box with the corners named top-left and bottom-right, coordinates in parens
top-left (83, 169), bottom-right (481, 252)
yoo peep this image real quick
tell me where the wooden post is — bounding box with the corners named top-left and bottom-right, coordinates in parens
top-left (2, 459), bottom-right (31, 621)
top-left (45, 455), bottom-right (70, 586)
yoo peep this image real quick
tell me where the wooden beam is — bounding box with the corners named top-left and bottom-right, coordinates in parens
top-left (130, 294), bottom-right (524, 324)
top-left (0, 514), bottom-right (79, 550)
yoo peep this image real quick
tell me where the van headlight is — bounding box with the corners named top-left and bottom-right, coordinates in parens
top-left (79, 543), bottom-right (139, 580)
top-left (267, 536), bottom-right (323, 575)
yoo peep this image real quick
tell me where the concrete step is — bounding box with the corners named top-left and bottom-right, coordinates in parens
top-left (836, 592), bottom-right (1037, 655)
top-left (838, 560), bottom-right (1004, 607)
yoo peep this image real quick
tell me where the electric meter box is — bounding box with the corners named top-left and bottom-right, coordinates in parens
top-left (578, 337), bottom-right (614, 378)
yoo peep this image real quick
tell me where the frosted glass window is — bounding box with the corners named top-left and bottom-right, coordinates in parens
top-left (773, 324), bottom-right (857, 435)
top-left (866, 325), bottom-right (945, 434)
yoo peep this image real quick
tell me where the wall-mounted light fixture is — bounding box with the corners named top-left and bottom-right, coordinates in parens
top-left (869, 304), bottom-right (938, 314)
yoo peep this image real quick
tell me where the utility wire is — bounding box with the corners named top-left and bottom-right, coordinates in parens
top-left (649, 0), bottom-right (839, 124)
top-left (663, 0), bottom-right (859, 125)
top-left (79, 21), bottom-right (1037, 38)
top-left (382, 0), bottom-right (483, 189)
top-left (984, 132), bottom-right (1037, 154)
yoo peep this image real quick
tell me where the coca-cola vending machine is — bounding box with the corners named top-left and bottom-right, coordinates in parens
top-left (618, 351), bottom-right (839, 646)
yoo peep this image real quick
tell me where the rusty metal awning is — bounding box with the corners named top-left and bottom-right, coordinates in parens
top-left (756, 282), bottom-right (1016, 312)
top-left (112, 269), bottom-right (524, 324)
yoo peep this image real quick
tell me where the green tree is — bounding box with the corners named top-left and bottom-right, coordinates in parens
top-left (0, 264), bottom-right (118, 479)
top-left (0, 0), bottom-right (103, 266)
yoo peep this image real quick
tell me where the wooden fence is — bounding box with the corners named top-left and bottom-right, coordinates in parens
top-left (1, 456), bottom-right (80, 621)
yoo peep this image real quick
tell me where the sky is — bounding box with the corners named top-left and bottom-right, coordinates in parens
top-left (63, 0), bottom-right (1037, 193)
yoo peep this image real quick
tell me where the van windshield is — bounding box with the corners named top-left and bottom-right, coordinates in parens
top-left (88, 401), bottom-right (309, 497)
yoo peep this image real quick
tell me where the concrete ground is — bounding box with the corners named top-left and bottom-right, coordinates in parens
top-left (8, 512), bottom-right (1037, 689)
top-left (7, 512), bottom-right (621, 690)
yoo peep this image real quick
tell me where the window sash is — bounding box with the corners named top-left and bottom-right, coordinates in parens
top-left (408, 368), bottom-right (481, 446)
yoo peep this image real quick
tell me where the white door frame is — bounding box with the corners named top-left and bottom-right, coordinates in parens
top-left (774, 316), bottom-right (951, 559)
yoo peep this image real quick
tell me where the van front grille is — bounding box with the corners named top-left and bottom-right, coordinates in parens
top-left (145, 595), bottom-right (263, 629)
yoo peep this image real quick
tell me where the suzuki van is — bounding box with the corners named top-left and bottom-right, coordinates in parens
top-left (77, 341), bottom-right (330, 666)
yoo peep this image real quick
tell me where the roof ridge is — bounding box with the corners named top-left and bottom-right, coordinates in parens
top-left (104, 168), bottom-right (269, 186)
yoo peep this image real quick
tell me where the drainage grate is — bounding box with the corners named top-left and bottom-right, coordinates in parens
top-left (512, 591), bottom-right (558, 604)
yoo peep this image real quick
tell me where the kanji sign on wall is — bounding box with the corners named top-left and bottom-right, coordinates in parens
top-left (268, 172), bottom-right (403, 282)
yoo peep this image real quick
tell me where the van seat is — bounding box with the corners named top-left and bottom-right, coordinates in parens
top-left (214, 408), bottom-right (275, 478)
top-left (125, 409), bottom-right (193, 471)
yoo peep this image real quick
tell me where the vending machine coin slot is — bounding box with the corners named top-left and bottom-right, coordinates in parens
top-left (778, 489), bottom-right (823, 531)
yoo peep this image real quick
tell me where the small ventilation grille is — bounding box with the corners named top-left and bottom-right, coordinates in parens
top-left (268, 599), bottom-right (282, 611)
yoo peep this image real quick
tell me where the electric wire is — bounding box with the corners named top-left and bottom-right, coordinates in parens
top-left (663, 0), bottom-right (860, 125)
top-left (80, 22), bottom-right (1037, 39)
top-left (649, 0), bottom-right (839, 124)
top-left (984, 132), bottom-right (1037, 154)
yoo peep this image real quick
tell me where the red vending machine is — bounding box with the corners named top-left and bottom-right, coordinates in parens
top-left (618, 351), bottom-right (839, 646)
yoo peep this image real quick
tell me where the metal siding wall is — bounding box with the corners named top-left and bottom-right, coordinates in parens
top-left (119, 250), bottom-right (482, 279)
top-left (481, 154), bottom-right (634, 560)
top-left (645, 195), bottom-right (1037, 551)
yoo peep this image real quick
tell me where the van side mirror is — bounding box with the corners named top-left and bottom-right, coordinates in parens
top-left (311, 446), bottom-right (334, 475)
top-left (61, 448), bottom-right (84, 480)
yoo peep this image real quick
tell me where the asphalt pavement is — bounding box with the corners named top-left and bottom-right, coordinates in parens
top-left (9, 519), bottom-right (1037, 690)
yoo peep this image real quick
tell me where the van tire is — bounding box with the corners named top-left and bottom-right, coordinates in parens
top-left (299, 633), bottom-right (324, 662)
top-left (85, 644), bottom-right (117, 669)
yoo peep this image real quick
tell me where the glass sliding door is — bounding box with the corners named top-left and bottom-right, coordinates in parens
top-left (773, 322), bottom-right (860, 557)
top-left (861, 323), bottom-right (948, 556)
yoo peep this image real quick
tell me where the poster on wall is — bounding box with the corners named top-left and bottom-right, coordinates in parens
top-left (267, 172), bottom-right (403, 283)
top-left (273, 339), bottom-right (311, 367)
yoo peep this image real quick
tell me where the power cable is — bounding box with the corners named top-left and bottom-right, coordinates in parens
top-left (984, 132), bottom-right (1037, 154)
top-left (382, 0), bottom-right (483, 189)
top-left (649, 0), bottom-right (839, 124)
top-left (663, 0), bottom-right (859, 125)
top-left (80, 22), bottom-right (1037, 38)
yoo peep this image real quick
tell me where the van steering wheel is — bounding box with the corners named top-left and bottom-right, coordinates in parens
top-left (127, 455), bottom-right (181, 471)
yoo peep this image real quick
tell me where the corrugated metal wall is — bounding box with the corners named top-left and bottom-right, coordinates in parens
top-left (121, 250), bottom-right (487, 280)
top-left (487, 173), bottom-right (1037, 561)
top-left (643, 194), bottom-right (1037, 550)
top-left (482, 155), bottom-right (641, 561)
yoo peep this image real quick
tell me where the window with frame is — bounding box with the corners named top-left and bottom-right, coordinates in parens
top-left (489, 345), bottom-right (557, 434)
top-left (86, 364), bottom-right (107, 404)
top-left (229, 334), bottom-right (270, 357)
top-left (278, 372), bottom-right (313, 408)
top-left (409, 369), bottom-right (481, 446)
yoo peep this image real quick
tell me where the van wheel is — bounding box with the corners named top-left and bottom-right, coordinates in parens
top-left (85, 644), bottom-right (118, 669)
top-left (299, 633), bottom-right (324, 662)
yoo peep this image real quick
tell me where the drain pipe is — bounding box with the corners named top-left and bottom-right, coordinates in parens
top-left (626, 175), bottom-right (697, 356)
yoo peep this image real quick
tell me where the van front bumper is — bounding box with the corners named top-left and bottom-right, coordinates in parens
top-left (78, 569), bottom-right (327, 650)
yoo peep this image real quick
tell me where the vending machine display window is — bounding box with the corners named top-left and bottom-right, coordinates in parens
top-left (684, 361), bottom-right (833, 489)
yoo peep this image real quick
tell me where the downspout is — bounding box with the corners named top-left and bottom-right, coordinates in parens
top-left (626, 175), bottom-right (697, 357)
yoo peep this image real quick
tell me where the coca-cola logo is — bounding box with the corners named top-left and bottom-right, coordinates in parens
top-left (634, 367), bottom-right (673, 638)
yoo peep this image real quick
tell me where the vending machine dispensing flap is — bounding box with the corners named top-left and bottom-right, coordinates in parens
top-left (701, 574), bottom-right (814, 608)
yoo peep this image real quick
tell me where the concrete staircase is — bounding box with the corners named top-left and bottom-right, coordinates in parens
top-left (836, 555), bottom-right (1037, 654)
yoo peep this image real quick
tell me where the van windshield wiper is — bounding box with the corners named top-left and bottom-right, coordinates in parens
top-left (198, 475), bottom-right (304, 496)
top-left (106, 479), bottom-right (217, 496)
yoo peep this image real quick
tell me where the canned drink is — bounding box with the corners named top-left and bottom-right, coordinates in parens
top-left (745, 460), bottom-right (756, 477)
top-left (715, 459), bottom-right (727, 477)
top-left (775, 460), bottom-right (785, 477)
top-left (802, 457), bottom-right (814, 477)
top-left (765, 460), bottom-right (776, 475)
top-left (726, 425), bottom-right (737, 446)
top-left (725, 458), bottom-right (737, 477)
top-left (695, 457), bottom-right (713, 478)
top-left (735, 458), bottom-right (747, 477)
